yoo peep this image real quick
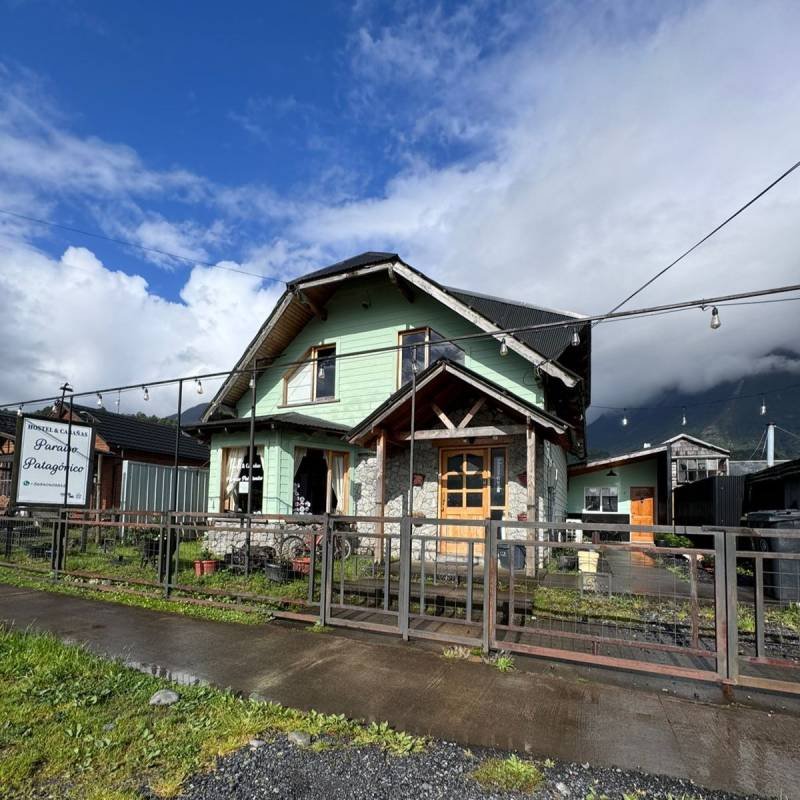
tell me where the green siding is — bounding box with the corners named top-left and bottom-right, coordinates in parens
top-left (239, 274), bottom-right (543, 425)
top-left (210, 273), bottom-right (546, 512)
top-left (567, 457), bottom-right (659, 517)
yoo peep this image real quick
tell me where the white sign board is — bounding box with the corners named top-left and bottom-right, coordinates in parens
top-left (14, 417), bottom-right (94, 506)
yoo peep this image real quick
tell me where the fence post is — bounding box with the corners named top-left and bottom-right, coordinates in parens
top-left (483, 520), bottom-right (498, 654)
top-left (398, 516), bottom-right (411, 641)
top-left (754, 556), bottom-right (765, 659)
top-left (712, 530), bottom-right (727, 680)
top-left (319, 514), bottom-right (331, 626)
top-left (724, 529), bottom-right (739, 683)
top-left (163, 513), bottom-right (174, 599)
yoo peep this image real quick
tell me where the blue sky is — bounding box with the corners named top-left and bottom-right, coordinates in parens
top-left (1, 1), bottom-right (800, 413)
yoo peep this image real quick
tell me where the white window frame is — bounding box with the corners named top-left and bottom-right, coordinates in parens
top-left (584, 486), bottom-right (618, 513)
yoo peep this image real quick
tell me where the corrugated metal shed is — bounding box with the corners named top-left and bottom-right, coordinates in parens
top-left (673, 475), bottom-right (747, 527)
top-left (120, 460), bottom-right (208, 514)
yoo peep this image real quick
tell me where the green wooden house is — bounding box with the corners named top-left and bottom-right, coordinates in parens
top-left (187, 253), bottom-right (590, 550)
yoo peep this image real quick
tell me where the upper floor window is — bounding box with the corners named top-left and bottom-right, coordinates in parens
top-left (285, 344), bottom-right (336, 405)
top-left (398, 328), bottom-right (464, 386)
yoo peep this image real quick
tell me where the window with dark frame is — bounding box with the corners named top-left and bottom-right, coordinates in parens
top-left (584, 486), bottom-right (618, 512)
top-left (398, 327), bottom-right (465, 386)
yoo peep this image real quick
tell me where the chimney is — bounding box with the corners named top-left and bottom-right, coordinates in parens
top-left (642, 442), bottom-right (651, 449)
top-left (766, 423), bottom-right (775, 467)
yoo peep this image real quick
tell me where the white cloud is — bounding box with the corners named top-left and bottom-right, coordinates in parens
top-left (0, 242), bottom-right (282, 414)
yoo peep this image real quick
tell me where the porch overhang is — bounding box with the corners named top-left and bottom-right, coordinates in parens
top-left (183, 411), bottom-right (350, 444)
top-left (347, 359), bottom-right (571, 448)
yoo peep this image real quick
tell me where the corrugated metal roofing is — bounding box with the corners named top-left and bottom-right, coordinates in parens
top-left (447, 287), bottom-right (587, 362)
top-left (0, 410), bottom-right (17, 438)
top-left (186, 411), bottom-right (350, 436)
top-left (287, 252), bottom-right (398, 286)
top-left (73, 405), bottom-right (209, 461)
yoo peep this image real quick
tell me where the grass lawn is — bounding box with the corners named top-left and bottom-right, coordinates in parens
top-left (0, 628), bottom-right (424, 800)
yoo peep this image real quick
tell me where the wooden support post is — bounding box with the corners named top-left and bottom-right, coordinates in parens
top-left (375, 429), bottom-right (386, 562)
top-left (526, 424), bottom-right (537, 577)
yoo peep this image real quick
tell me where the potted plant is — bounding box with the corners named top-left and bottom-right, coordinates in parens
top-left (193, 557), bottom-right (204, 577)
top-left (291, 555), bottom-right (311, 576)
top-left (265, 561), bottom-right (291, 583)
top-left (200, 549), bottom-right (218, 575)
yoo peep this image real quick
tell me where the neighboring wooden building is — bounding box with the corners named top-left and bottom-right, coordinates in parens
top-left (186, 252), bottom-right (591, 549)
top-left (663, 434), bottom-right (730, 485)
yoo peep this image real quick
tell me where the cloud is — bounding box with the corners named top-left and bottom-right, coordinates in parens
top-left (0, 241), bottom-right (282, 413)
top-left (298, 0), bottom-right (800, 411)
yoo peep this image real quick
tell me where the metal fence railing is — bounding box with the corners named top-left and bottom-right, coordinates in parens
top-left (1, 510), bottom-right (798, 695)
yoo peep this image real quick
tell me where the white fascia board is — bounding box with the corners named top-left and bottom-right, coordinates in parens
top-left (393, 263), bottom-right (579, 389)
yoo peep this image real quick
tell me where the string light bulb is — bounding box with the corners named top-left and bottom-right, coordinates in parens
top-left (760, 396), bottom-right (767, 416)
top-left (195, 378), bottom-right (203, 395)
top-left (17, 404), bottom-right (23, 417)
top-left (681, 407), bottom-right (687, 427)
top-left (248, 374), bottom-right (256, 389)
top-left (96, 392), bottom-right (103, 407)
top-left (499, 337), bottom-right (509, 357)
top-left (622, 409), bottom-right (628, 427)
top-left (571, 328), bottom-right (581, 347)
top-left (142, 386), bottom-right (149, 402)
top-left (710, 307), bottom-right (721, 330)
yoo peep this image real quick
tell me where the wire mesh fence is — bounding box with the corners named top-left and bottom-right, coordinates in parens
top-left (1, 509), bottom-right (799, 694)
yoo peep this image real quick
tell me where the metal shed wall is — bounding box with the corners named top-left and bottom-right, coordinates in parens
top-left (120, 460), bottom-right (209, 514)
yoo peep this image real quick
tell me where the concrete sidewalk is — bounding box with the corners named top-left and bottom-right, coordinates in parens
top-left (1, 583), bottom-right (797, 799)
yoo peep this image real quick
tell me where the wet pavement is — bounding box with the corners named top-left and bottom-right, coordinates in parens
top-left (2, 583), bottom-right (799, 799)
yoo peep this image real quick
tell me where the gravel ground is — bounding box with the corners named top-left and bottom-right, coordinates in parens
top-left (165, 734), bottom-right (767, 800)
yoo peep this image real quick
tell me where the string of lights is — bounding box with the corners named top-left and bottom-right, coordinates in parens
top-left (2, 280), bottom-right (799, 415)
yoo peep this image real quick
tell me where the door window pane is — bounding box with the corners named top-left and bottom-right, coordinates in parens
top-left (447, 454), bottom-right (462, 473)
top-left (466, 453), bottom-right (483, 472)
top-left (465, 492), bottom-right (483, 508)
top-left (447, 474), bottom-right (463, 490)
top-left (466, 473), bottom-right (483, 489)
top-left (447, 492), bottom-right (463, 508)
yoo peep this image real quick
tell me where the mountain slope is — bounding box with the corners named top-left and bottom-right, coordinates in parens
top-left (588, 367), bottom-right (800, 460)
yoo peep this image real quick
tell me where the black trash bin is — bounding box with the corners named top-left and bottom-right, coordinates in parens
top-left (498, 540), bottom-right (526, 570)
top-left (745, 510), bottom-right (800, 602)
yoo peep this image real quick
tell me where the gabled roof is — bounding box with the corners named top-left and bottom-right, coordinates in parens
top-left (661, 434), bottom-right (731, 455)
top-left (568, 445), bottom-right (669, 475)
top-left (204, 253), bottom-right (589, 423)
top-left (348, 358), bottom-right (570, 447)
top-left (72, 405), bottom-right (209, 461)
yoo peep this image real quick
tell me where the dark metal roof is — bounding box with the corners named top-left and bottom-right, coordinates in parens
top-left (72, 405), bottom-right (209, 461)
top-left (745, 456), bottom-right (800, 485)
top-left (184, 411), bottom-right (350, 438)
top-left (0, 410), bottom-right (17, 438)
top-left (447, 287), bottom-right (587, 362)
top-left (287, 252), bottom-right (399, 286)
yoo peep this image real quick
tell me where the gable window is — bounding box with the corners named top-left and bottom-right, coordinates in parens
top-left (285, 345), bottom-right (336, 405)
top-left (399, 328), bottom-right (464, 386)
top-left (584, 486), bottom-right (618, 512)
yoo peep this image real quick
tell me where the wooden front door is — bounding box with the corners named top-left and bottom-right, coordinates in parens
top-left (439, 449), bottom-right (489, 556)
top-left (630, 486), bottom-right (655, 543)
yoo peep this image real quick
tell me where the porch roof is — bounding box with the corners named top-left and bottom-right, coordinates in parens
top-left (183, 411), bottom-right (350, 442)
top-left (347, 358), bottom-right (570, 447)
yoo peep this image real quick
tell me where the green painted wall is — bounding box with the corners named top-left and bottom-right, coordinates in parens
top-left (210, 273), bottom-right (545, 512)
top-left (238, 273), bottom-right (543, 424)
top-left (567, 457), bottom-right (659, 517)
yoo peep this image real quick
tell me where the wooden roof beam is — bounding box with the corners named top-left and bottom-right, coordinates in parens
top-left (388, 265), bottom-right (415, 303)
top-left (292, 288), bottom-right (327, 321)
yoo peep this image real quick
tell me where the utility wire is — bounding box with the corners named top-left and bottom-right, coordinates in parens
top-left (776, 425), bottom-right (800, 441)
top-left (3, 280), bottom-right (800, 411)
top-left (0, 207), bottom-right (285, 284)
top-left (603, 158), bottom-right (800, 319)
top-left (748, 428), bottom-right (767, 461)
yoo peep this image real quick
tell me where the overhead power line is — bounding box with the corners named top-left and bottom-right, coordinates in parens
top-left (2, 280), bottom-right (800, 411)
top-left (603, 157), bottom-right (800, 319)
top-left (0, 207), bottom-right (284, 284)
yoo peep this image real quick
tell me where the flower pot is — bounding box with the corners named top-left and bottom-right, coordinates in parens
top-left (194, 560), bottom-right (204, 577)
top-left (265, 562), bottom-right (291, 583)
top-left (292, 557), bottom-right (311, 576)
top-left (202, 559), bottom-right (218, 574)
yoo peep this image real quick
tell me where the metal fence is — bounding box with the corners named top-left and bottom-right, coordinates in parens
top-left (1, 510), bottom-right (798, 695)
top-left (120, 460), bottom-right (208, 515)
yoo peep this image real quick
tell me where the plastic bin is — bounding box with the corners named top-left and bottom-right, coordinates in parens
top-left (498, 541), bottom-right (526, 570)
top-left (745, 510), bottom-right (800, 602)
